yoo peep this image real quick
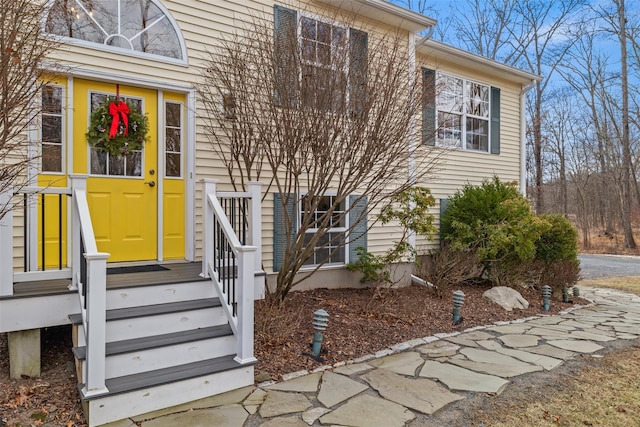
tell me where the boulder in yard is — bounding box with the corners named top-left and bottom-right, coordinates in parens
top-left (483, 286), bottom-right (529, 311)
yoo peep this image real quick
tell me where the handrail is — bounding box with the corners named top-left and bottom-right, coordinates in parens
top-left (69, 175), bottom-right (109, 398)
top-left (202, 179), bottom-right (259, 365)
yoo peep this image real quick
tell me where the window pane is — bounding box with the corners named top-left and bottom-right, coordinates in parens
top-left (166, 153), bottom-right (181, 177)
top-left (90, 149), bottom-right (107, 174)
top-left (466, 117), bottom-right (489, 151)
top-left (42, 116), bottom-right (62, 143)
top-left (42, 145), bottom-right (62, 172)
top-left (317, 22), bottom-right (331, 44)
top-left (301, 17), bottom-right (316, 39)
top-left (109, 154), bottom-right (125, 175)
top-left (42, 86), bottom-right (62, 114)
top-left (437, 112), bottom-right (462, 149)
top-left (165, 102), bottom-right (181, 127)
top-left (125, 152), bottom-right (142, 176)
top-left (467, 82), bottom-right (489, 118)
top-left (166, 128), bottom-right (181, 152)
top-left (46, 0), bottom-right (183, 60)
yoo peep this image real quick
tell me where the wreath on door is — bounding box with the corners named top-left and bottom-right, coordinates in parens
top-left (86, 97), bottom-right (149, 157)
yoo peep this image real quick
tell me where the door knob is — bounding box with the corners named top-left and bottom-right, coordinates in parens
top-left (144, 180), bottom-right (156, 187)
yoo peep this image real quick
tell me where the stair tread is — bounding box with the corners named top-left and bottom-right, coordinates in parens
top-left (69, 298), bottom-right (222, 325)
top-left (80, 355), bottom-right (255, 400)
top-left (72, 324), bottom-right (234, 360)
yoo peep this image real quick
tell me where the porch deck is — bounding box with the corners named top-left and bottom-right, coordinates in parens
top-left (11, 262), bottom-right (203, 298)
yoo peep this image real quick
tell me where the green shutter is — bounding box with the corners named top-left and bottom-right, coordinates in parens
top-left (490, 86), bottom-right (501, 154)
top-left (273, 193), bottom-right (296, 272)
top-left (422, 68), bottom-right (436, 146)
top-left (273, 5), bottom-right (297, 108)
top-left (349, 28), bottom-right (368, 114)
top-left (348, 195), bottom-right (368, 263)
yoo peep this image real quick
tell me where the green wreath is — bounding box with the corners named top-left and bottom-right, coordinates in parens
top-left (85, 97), bottom-right (149, 156)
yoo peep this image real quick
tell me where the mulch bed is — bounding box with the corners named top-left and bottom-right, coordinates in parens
top-left (255, 283), bottom-right (578, 381)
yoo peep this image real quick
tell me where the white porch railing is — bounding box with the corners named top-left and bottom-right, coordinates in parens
top-left (201, 179), bottom-right (261, 365)
top-left (0, 175), bottom-right (109, 396)
top-left (69, 175), bottom-right (110, 398)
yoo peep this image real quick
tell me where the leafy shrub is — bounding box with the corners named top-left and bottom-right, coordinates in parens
top-left (348, 187), bottom-right (436, 286)
top-left (535, 214), bottom-right (579, 263)
top-left (441, 177), bottom-right (547, 279)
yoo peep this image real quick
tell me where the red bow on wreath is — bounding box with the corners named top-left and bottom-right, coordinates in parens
top-left (108, 101), bottom-right (130, 138)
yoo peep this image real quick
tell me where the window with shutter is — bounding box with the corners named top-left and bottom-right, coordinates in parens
top-left (272, 192), bottom-right (368, 270)
top-left (423, 70), bottom-right (500, 154)
top-left (273, 6), bottom-right (368, 112)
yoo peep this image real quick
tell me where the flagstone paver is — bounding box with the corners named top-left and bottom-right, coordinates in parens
top-left (259, 391), bottom-right (312, 418)
top-left (486, 324), bottom-right (531, 334)
top-left (547, 339), bottom-right (604, 353)
top-left (140, 404), bottom-right (248, 427)
top-left (333, 362), bottom-right (373, 376)
top-left (478, 341), bottom-right (563, 370)
top-left (449, 348), bottom-right (543, 377)
top-left (524, 344), bottom-right (577, 360)
top-left (568, 330), bottom-right (617, 342)
top-left (368, 352), bottom-right (425, 376)
top-left (301, 407), bottom-right (331, 425)
top-left (260, 417), bottom-right (308, 427)
top-left (362, 368), bottom-right (464, 415)
top-left (266, 372), bottom-right (322, 392)
top-left (317, 371), bottom-right (368, 407)
top-left (416, 341), bottom-right (460, 357)
top-left (419, 360), bottom-right (510, 394)
top-left (498, 334), bottom-right (540, 348)
top-left (319, 394), bottom-right (415, 427)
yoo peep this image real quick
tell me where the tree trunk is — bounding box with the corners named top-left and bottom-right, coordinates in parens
top-left (616, 0), bottom-right (636, 248)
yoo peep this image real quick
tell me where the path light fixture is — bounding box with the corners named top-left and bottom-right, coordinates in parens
top-left (562, 287), bottom-right (569, 303)
top-left (542, 285), bottom-right (552, 311)
top-left (452, 290), bottom-right (465, 324)
top-left (304, 309), bottom-right (329, 362)
top-left (573, 286), bottom-right (580, 298)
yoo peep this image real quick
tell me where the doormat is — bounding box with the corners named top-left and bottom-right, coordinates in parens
top-left (107, 265), bottom-right (170, 275)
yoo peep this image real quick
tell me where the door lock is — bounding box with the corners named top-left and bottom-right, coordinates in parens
top-left (144, 180), bottom-right (156, 187)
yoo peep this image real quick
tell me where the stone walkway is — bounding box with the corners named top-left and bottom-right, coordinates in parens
top-left (104, 287), bottom-right (640, 427)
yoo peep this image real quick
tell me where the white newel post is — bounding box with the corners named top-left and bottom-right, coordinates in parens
top-left (82, 253), bottom-right (109, 397)
top-left (0, 183), bottom-right (14, 296)
top-left (246, 181), bottom-right (264, 300)
top-left (69, 175), bottom-right (88, 290)
top-left (201, 179), bottom-right (217, 279)
top-left (234, 245), bottom-right (257, 365)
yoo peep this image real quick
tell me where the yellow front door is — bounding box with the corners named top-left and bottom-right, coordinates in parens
top-left (74, 80), bottom-right (158, 262)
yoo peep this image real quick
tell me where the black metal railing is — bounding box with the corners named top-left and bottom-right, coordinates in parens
top-left (218, 197), bottom-right (249, 246)
top-left (17, 191), bottom-right (66, 272)
top-left (213, 212), bottom-right (238, 316)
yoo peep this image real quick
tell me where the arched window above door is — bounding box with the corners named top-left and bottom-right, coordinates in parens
top-left (45, 0), bottom-right (187, 63)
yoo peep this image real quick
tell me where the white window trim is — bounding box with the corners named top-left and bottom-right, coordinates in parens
top-left (44, 0), bottom-right (188, 66)
top-left (299, 191), bottom-right (349, 268)
top-left (164, 100), bottom-right (184, 179)
top-left (297, 11), bottom-right (351, 109)
top-left (436, 72), bottom-right (491, 153)
top-left (40, 84), bottom-right (66, 175)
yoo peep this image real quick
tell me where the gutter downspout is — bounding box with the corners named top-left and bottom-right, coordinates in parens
top-left (520, 80), bottom-right (537, 196)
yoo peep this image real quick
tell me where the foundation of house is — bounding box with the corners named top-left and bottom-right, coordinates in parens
top-left (8, 328), bottom-right (41, 379)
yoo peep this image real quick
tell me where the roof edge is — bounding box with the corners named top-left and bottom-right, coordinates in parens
top-left (313, 0), bottom-right (436, 32)
top-left (418, 38), bottom-right (542, 84)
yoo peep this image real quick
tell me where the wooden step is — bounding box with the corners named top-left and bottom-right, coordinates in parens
top-left (70, 298), bottom-right (228, 345)
top-left (73, 324), bottom-right (233, 360)
top-left (81, 358), bottom-right (255, 427)
top-left (72, 324), bottom-right (236, 378)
